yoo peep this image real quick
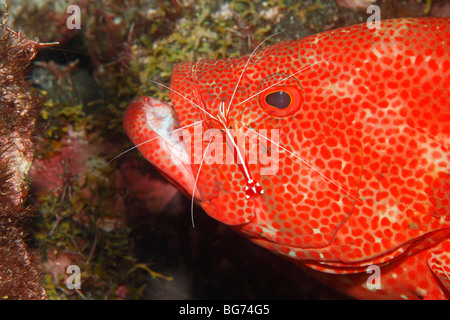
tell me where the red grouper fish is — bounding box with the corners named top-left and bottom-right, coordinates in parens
top-left (124, 17), bottom-right (450, 299)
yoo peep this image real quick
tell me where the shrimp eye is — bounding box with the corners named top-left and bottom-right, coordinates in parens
top-left (259, 86), bottom-right (303, 117)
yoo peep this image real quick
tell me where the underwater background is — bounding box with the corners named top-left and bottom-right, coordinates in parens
top-left (1, 0), bottom-right (448, 299)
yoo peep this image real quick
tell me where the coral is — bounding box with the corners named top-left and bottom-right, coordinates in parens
top-left (337, 0), bottom-right (376, 10)
top-left (0, 7), bottom-right (46, 299)
top-left (6, 0), bottom-right (79, 43)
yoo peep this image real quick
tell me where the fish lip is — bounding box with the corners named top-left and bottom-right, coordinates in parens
top-left (141, 97), bottom-right (178, 131)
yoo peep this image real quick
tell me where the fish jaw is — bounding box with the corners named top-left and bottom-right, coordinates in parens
top-left (123, 96), bottom-right (200, 199)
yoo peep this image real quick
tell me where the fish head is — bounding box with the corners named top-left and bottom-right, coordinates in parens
top-left (125, 41), bottom-right (362, 255)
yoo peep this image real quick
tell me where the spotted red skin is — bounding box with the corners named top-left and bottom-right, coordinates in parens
top-left (125, 18), bottom-right (450, 299)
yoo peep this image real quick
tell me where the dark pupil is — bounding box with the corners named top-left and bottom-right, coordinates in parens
top-left (265, 91), bottom-right (291, 109)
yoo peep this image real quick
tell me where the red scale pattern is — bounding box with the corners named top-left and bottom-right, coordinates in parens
top-left (125, 18), bottom-right (450, 299)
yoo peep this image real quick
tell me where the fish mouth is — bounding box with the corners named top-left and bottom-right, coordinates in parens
top-left (124, 96), bottom-right (202, 200)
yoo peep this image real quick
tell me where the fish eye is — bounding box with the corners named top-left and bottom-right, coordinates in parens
top-left (265, 90), bottom-right (292, 109)
top-left (258, 85), bottom-right (304, 117)
top-left (257, 74), bottom-right (304, 118)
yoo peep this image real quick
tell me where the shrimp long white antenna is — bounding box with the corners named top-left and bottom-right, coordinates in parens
top-left (236, 51), bottom-right (346, 106)
top-left (226, 32), bottom-right (281, 118)
top-left (191, 140), bottom-right (213, 228)
top-left (147, 79), bottom-right (218, 121)
top-left (245, 127), bottom-right (360, 202)
top-left (107, 119), bottom-right (205, 165)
